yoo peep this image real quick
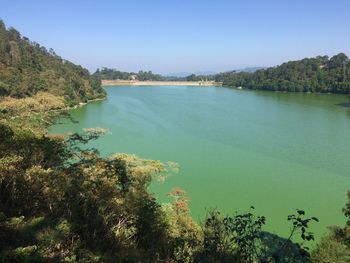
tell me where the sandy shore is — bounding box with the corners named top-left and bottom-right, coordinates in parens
top-left (102, 80), bottom-right (221, 86)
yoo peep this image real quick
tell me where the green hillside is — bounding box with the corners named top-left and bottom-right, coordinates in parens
top-left (215, 54), bottom-right (350, 93)
top-left (0, 20), bottom-right (105, 105)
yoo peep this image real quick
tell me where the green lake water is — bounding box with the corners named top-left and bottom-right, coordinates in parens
top-left (49, 85), bottom-right (350, 240)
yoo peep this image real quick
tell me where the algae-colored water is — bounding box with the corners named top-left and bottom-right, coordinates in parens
top-left (49, 86), bottom-right (350, 239)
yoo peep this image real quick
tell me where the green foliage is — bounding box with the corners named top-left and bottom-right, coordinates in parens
top-left (311, 232), bottom-right (350, 263)
top-left (93, 67), bottom-right (217, 82)
top-left (343, 191), bottom-right (350, 230)
top-left (199, 210), bottom-right (237, 262)
top-left (0, 92), bottom-right (66, 134)
top-left (163, 188), bottom-right (202, 262)
top-left (270, 210), bottom-right (319, 261)
top-left (215, 54), bottom-right (350, 94)
top-left (198, 208), bottom-right (266, 262)
top-left (185, 73), bottom-right (215, 82)
top-left (287, 210), bottom-right (319, 244)
top-left (197, 208), bottom-right (318, 263)
top-left (0, 124), bottom-right (201, 262)
top-left (309, 191), bottom-right (350, 262)
top-left (94, 68), bottom-right (164, 81)
top-left (224, 206), bottom-right (266, 262)
top-left (0, 20), bottom-right (105, 103)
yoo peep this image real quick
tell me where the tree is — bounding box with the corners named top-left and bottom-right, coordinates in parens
top-left (216, 53), bottom-right (350, 94)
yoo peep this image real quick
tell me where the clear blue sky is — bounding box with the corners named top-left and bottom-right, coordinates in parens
top-left (1, 0), bottom-right (349, 74)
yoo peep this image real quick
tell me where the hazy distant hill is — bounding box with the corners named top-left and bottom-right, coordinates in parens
top-left (235, 67), bottom-right (266, 73)
top-left (164, 71), bottom-right (217, 78)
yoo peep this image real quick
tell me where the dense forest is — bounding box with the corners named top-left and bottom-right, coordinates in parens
top-left (1, 20), bottom-right (350, 262)
top-left (215, 54), bottom-right (350, 94)
top-left (93, 68), bottom-right (164, 81)
top-left (0, 20), bottom-right (105, 105)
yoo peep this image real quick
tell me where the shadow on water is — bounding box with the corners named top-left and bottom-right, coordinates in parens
top-left (336, 102), bottom-right (350, 108)
top-left (54, 112), bottom-right (79, 125)
top-left (336, 94), bottom-right (350, 108)
top-left (261, 232), bottom-right (309, 263)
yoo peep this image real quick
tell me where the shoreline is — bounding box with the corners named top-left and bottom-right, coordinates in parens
top-left (102, 79), bottom-right (222, 87)
top-left (69, 97), bottom-right (106, 109)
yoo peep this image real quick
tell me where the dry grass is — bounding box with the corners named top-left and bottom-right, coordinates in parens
top-left (0, 92), bottom-right (66, 135)
top-left (0, 92), bottom-right (65, 113)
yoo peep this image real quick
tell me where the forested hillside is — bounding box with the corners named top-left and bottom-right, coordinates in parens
top-left (215, 54), bottom-right (350, 93)
top-left (0, 20), bottom-right (105, 105)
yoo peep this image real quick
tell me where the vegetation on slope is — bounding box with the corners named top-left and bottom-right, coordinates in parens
top-left (0, 92), bottom-right (66, 135)
top-left (0, 20), bottom-right (105, 105)
top-left (215, 54), bottom-right (350, 93)
top-left (0, 123), bottom-right (200, 262)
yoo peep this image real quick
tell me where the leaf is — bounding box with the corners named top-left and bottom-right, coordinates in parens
top-left (297, 209), bottom-right (305, 215)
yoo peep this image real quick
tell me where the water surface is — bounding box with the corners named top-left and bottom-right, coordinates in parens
top-left (50, 86), bottom-right (350, 239)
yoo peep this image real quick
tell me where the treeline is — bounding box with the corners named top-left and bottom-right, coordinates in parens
top-left (0, 20), bottom-right (105, 105)
top-left (184, 73), bottom-right (216, 82)
top-left (215, 54), bottom-right (350, 93)
top-left (93, 68), bottom-right (216, 82)
top-left (93, 68), bottom-right (164, 81)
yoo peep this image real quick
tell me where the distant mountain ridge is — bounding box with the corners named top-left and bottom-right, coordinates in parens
top-left (164, 71), bottom-right (217, 78)
top-left (235, 67), bottom-right (266, 73)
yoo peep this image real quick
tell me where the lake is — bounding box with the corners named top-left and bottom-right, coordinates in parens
top-left (49, 85), bottom-right (350, 239)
